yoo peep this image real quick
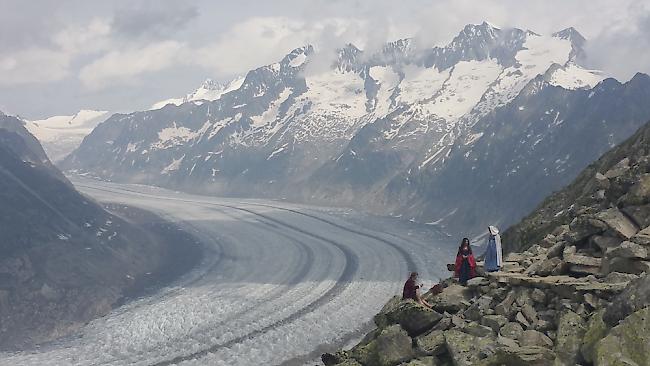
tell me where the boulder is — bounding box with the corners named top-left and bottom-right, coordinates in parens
top-left (401, 356), bottom-right (440, 366)
top-left (500, 322), bottom-right (525, 339)
top-left (522, 304), bottom-right (538, 324)
top-left (481, 315), bottom-right (508, 333)
top-left (415, 330), bottom-right (446, 356)
top-left (479, 346), bottom-right (555, 366)
top-left (595, 208), bottom-right (639, 240)
top-left (580, 309), bottom-right (607, 364)
top-left (590, 235), bottom-right (623, 252)
top-left (554, 310), bottom-right (586, 366)
top-left (594, 307), bottom-right (650, 366)
top-left (494, 291), bottom-right (516, 317)
top-left (530, 289), bottom-right (547, 304)
top-left (566, 216), bottom-right (605, 243)
top-left (444, 329), bottom-right (496, 366)
top-left (463, 322), bottom-right (494, 338)
top-left (601, 257), bottom-right (650, 275)
top-left (322, 351), bottom-right (352, 366)
top-left (546, 241), bottom-right (566, 259)
top-left (350, 324), bottom-right (415, 366)
top-left (603, 158), bottom-right (630, 179)
top-left (526, 257), bottom-right (562, 276)
top-left (466, 277), bottom-right (489, 287)
top-left (603, 274), bottom-right (650, 326)
top-left (618, 174), bottom-right (650, 206)
top-left (631, 226), bottom-right (650, 246)
top-left (564, 253), bottom-right (602, 267)
top-left (374, 296), bottom-right (402, 328)
top-left (515, 312), bottom-right (531, 328)
top-left (518, 329), bottom-right (553, 348)
top-left (383, 300), bottom-right (444, 337)
top-left (427, 284), bottom-right (472, 313)
top-left (605, 241), bottom-right (649, 259)
top-left (621, 204), bottom-right (650, 229)
top-left (496, 335), bottom-right (519, 348)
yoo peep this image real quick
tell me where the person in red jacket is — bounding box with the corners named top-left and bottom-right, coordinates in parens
top-left (454, 238), bottom-right (476, 285)
top-left (402, 272), bottom-right (432, 308)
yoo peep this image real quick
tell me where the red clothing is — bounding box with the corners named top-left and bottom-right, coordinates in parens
top-left (454, 253), bottom-right (477, 278)
top-left (403, 278), bottom-right (419, 300)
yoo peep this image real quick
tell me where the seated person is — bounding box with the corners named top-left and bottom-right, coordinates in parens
top-left (402, 272), bottom-right (432, 308)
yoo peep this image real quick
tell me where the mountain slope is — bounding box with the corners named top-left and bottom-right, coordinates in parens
top-left (0, 112), bottom-right (199, 349)
top-left (388, 73), bottom-right (650, 237)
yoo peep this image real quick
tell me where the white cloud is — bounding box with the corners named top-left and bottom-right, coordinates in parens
top-left (0, 18), bottom-right (111, 86)
top-left (79, 41), bottom-right (187, 89)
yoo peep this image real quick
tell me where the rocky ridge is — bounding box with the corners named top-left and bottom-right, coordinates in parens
top-left (321, 121), bottom-right (650, 365)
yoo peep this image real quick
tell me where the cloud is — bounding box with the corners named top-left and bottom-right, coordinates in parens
top-left (585, 0), bottom-right (650, 80)
top-left (0, 18), bottom-right (111, 86)
top-left (111, 1), bottom-right (198, 40)
top-left (79, 41), bottom-right (187, 89)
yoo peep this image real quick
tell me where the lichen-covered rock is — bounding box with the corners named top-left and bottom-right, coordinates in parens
top-left (444, 329), bottom-right (496, 366)
top-left (601, 255), bottom-right (650, 275)
top-left (374, 298), bottom-right (443, 337)
top-left (621, 204), bottom-right (650, 229)
top-left (426, 284), bottom-right (472, 313)
top-left (401, 356), bottom-right (440, 366)
top-left (350, 324), bottom-right (415, 366)
top-left (481, 315), bottom-right (508, 333)
top-left (375, 296), bottom-right (403, 328)
top-left (415, 330), bottom-right (446, 356)
top-left (500, 322), bottom-right (525, 339)
top-left (594, 307), bottom-right (650, 366)
top-left (554, 310), bottom-right (586, 365)
top-left (595, 208), bottom-right (639, 240)
top-left (580, 309), bottom-right (608, 364)
top-left (479, 346), bottom-right (555, 366)
top-left (604, 274), bottom-right (650, 326)
top-left (605, 241), bottom-right (649, 259)
top-left (519, 329), bottom-right (553, 348)
top-left (618, 174), bottom-right (650, 207)
top-left (631, 226), bottom-right (650, 246)
top-left (463, 322), bottom-right (494, 338)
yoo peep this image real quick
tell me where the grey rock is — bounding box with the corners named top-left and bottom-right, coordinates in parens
top-left (515, 312), bottom-right (531, 328)
top-left (595, 208), bottom-right (639, 240)
top-left (601, 257), bottom-right (650, 275)
top-left (350, 324), bottom-right (415, 366)
top-left (463, 322), bottom-right (494, 338)
top-left (518, 329), bottom-right (553, 348)
top-left (605, 241), bottom-right (649, 259)
top-left (621, 204), bottom-right (650, 229)
top-left (594, 307), bottom-right (650, 366)
top-left (603, 273), bottom-right (650, 326)
top-left (444, 329), bottom-right (495, 366)
top-left (589, 235), bottom-right (623, 252)
top-left (500, 322), bottom-right (524, 339)
top-left (618, 174), bottom-right (650, 206)
top-left (553, 310), bottom-right (586, 366)
top-left (481, 315), bottom-right (508, 333)
top-left (415, 330), bottom-right (446, 356)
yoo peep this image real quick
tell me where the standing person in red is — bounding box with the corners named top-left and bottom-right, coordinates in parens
top-left (402, 272), bottom-right (432, 308)
top-left (454, 238), bottom-right (476, 286)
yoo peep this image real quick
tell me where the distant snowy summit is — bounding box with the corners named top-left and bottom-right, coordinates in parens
top-left (150, 77), bottom-right (245, 110)
top-left (25, 109), bottom-right (108, 162)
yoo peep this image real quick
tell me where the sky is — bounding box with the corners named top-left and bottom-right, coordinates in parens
top-left (1, 0), bottom-right (649, 119)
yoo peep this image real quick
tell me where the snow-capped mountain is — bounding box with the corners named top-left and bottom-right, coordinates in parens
top-left (63, 22), bottom-right (650, 236)
top-left (150, 77), bottom-right (245, 110)
top-left (25, 110), bottom-right (109, 162)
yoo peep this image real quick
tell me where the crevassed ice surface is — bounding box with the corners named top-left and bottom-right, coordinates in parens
top-left (0, 178), bottom-right (453, 366)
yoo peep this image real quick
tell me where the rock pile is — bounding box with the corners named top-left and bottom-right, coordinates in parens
top-left (321, 123), bottom-right (650, 365)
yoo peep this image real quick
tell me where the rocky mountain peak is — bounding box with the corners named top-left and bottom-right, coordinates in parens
top-left (553, 27), bottom-right (587, 61)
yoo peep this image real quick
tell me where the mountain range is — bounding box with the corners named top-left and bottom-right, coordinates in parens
top-left (61, 22), bottom-right (650, 237)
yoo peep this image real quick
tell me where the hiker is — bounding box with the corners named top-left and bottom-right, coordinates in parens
top-left (454, 238), bottom-right (476, 285)
top-left (482, 225), bottom-right (503, 272)
top-left (402, 272), bottom-right (432, 308)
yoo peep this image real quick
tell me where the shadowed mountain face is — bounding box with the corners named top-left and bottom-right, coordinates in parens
top-left (61, 23), bottom-right (650, 237)
top-left (503, 115), bottom-right (650, 253)
top-left (0, 113), bottom-right (199, 350)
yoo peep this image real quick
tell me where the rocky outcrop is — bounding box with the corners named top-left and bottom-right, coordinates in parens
top-left (323, 121), bottom-right (650, 366)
